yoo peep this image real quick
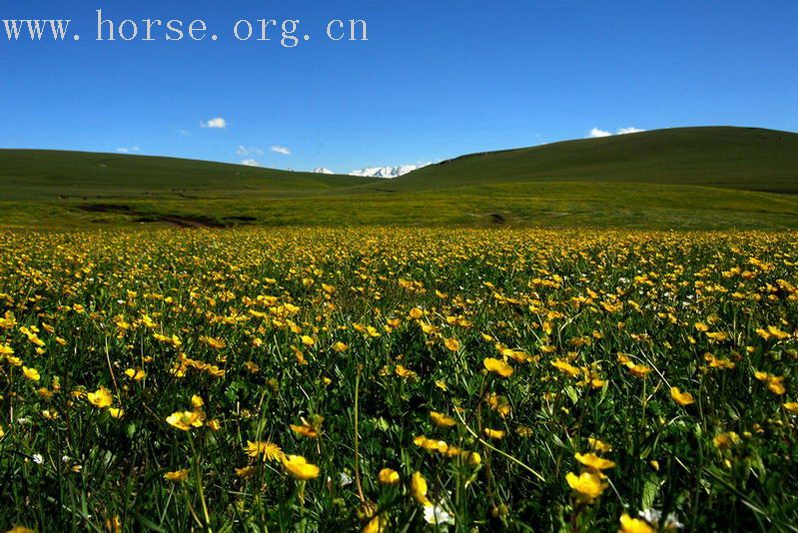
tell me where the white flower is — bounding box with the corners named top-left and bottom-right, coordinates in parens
top-left (339, 472), bottom-right (353, 486)
top-left (32, 453), bottom-right (43, 464)
top-left (664, 513), bottom-right (684, 530)
top-left (423, 503), bottom-right (455, 526)
top-left (639, 509), bottom-right (661, 525)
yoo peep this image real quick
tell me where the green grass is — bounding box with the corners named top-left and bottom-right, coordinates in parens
top-left (0, 149), bottom-right (378, 202)
top-left (2, 126), bottom-right (798, 230)
top-left (1, 228), bottom-right (797, 531)
top-left (3, 181), bottom-right (798, 231)
top-left (386, 126), bottom-right (798, 193)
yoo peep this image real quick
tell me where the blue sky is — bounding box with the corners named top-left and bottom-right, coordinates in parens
top-left (1, 0), bottom-right (796, 173)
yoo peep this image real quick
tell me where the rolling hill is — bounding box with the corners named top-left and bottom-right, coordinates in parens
top-left (0, 149), bottom-right (377, 201)
top-left (1, 126), bottom-right (798, 230)
top-left (385, 127), bottom-right (798, 193)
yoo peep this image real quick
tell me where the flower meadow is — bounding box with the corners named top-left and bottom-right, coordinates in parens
top-left (0, 228), bottom-right (797, 532)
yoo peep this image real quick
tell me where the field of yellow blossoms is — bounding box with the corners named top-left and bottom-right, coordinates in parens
top-left (1, 228), bottom-right (797, 532)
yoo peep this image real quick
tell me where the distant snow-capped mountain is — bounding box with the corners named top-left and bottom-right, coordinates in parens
top-left (349, 163), bottom-right (429, 179)
top-left (313, 167), bottom-right (334, 174)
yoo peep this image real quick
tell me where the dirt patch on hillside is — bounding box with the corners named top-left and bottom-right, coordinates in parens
top-left (77, 203), bottom-right (233, 228)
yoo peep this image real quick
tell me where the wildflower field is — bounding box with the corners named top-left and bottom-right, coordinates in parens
top-left (1, 227), bottom-right (797, 532)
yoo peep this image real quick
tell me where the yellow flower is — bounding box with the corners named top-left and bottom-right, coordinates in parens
top-left (235, 465), bottom-right (256, 478)
top-left (516, 425), bottom-right (533, 437)
top-left (86, 386), bottom-right (113, 408)
top-left (6, 526), bottom-right (36, 533)
top-left (301, 335), bottom-right (316, 347)
top-left (755, 371), bottom-right (787, 395)
top-left (625, 361), bottom-right (652, 378)
top-left (706, 331), bottom-right (729, 342)
top-left (429, 411), bottom-right (457, 428)
top-left (413, 435), bottom-right (449, 453)
top-left (768, 376), bottom-right (786, 395)
top-left (124, 368), bottom-right (146, 381)
top-left (291, 415), bottom-right (323, 438)
top-left (410, 471), bottom-right (431, 506)
top-left (394, 365), bottom-right (417, 379)
top-left (566, 471), bottom-right (606, 503)
top-left (243, 361), bottom-right (260, 373)
top-left (200, 336), bottom-right (226, 349)
top-left (332, 341), bottom-right (349, 352)
top-left (409, 307), bottom-right (424, 319)
top-left (575, 452), bottom-right (616, 471)
top-left (190, 395), bottom-right (204, 409)
top-left (22, 366), bottom-right (40, 381)
top-left (784, 402), bottom-right (798, 414)
top-left (362, 514), bottom-right (387, 533)
top-left (466, 451), bottom-right (482, 466)
top-left (163, 469), bottom-right (189, 482)
top-left (551, 359), bottom-right (581, 377)
top-left (378, 468), bottom-right (400, 485)
top-left (487, 393), bottom-right (512, 417)
top-left (713, 432), bottom-right (740, 449)
top-left (483, 428), bottom-right (506, 440)
top-left (705, 353), bottom-right (736, 369)
top-left (282, 454), bottom-right (320, 480)
top-left (108, 407), bottom-right (125, 419)
top-left (166, 410), bottom-right (203, 431)
top-left (670, 387), bottom-right (695, 406)
top-left (618, 513), bottom-right (656, 533)
top-left (588, 437), bottom-right (612, 453)
top-left (245, 441), bottom-right (284, 461)
top-left (484, 357), bottom-right (513, 378)
top-left (443, 337), bottom-right (461, 352)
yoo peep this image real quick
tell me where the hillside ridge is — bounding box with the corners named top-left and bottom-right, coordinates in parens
top-left (391, 126), bottom-right (798, 193)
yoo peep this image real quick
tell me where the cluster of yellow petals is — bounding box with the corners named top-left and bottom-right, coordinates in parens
top-left (754, 371), bottom-right (786, 395)
top-left (245, 441), bottom-right (285, 462)
top-left (378, 468), bottom-right (400, 485)
top-left (670, 387), bottom-right (695, 406)
top-left (483, 357), bottom-right (513, 378)
top-left (566, 471), bottom-right (606, 503)
top-left (413, 435), bottom-right (481, 466)
top-left (282, 454), bottom-right (320, 480)
top-left (166, 410), bottom-right (204, 431)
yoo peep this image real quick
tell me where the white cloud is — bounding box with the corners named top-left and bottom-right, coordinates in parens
top-left (201, 117), bottom-right (227, 129)
top-left (589, 126), bottom-right (646, 138)
top-left (271, 145), bottom-right (291, 156)
top-left (240, 159), bottom-right (261, 167)
top-left (237, 146), bottom-right (264, 156)
top-left (314, 167), bottom-right (334, 174)
top-left (178, 129), bottom-right (191, 136)
top-left (116, 146), bottom-right (140, 153)
top-left (589, 128), bottom-right (612, 138)
top-left (349, 163), bottom-right (430, 179)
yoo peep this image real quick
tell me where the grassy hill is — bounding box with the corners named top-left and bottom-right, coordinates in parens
top-left (2, 127), bottom-right (798, 230)
top-left (0, 149), bottom-right (377, 201)
top-left (386, 126), bottom-right (798, 193)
